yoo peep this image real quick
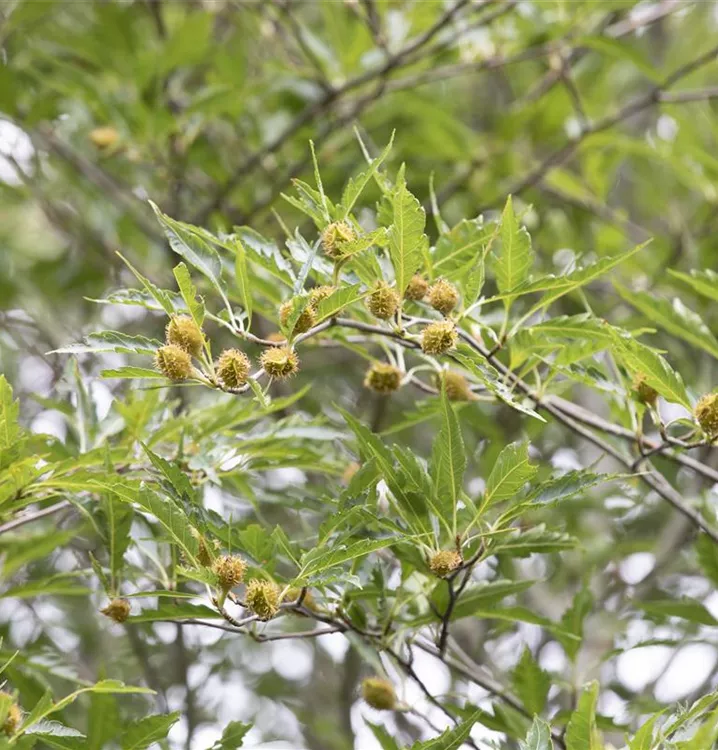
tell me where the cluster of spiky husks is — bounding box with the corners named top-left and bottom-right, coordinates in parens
top-left (428, 279), bottom-right (459, 315)
top-left (695, 393), bottom-right (718, 438)
top-left (155, 344), bottom-right (193, 381)
top-left (321, 221), bottom-right (356, 259)
top-left (245, 580), bottom-right (280, 620)
top-left (100, 598), bottom-right (131, 623)
top-left (632, 372), bottom-right (658, 407)
top-left (309, 285), bottom-right (335, 308)
top-left (361, 677), bottom-right (396, 710)
top-left (166, 315), bottom-right (204, 357)
top-left (217, 348), bottom-right (251, 389)
top-left (364, 362), bottom-right (403, 394)
top-left (212, 555), bottom-right (247, 591)
top-left (405, 275), bottom-right (429, 301)
top-left (1, 693), bottom-right (21, 737)
top-left (429, 549), bottom-right (462, 577)
top-left (440, 370), bottom-right (473, 401)
top-left (421, 321), bottom-right (457, 355)
top-left (280, 301), bottom-right (316, 335)
top-left (367, 282), bottom-right (400, 320)
top-left (260, 346), bottom-right (299, 379)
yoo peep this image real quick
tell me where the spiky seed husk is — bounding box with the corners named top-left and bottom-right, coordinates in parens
top-left (441, 370), bottom-right (473, 401)
top-left (321, 222), bottom-right (356, 259)
top-left (308, 285), bottom-right (335, 309)
top-left (212, 555), bottom-right (247, 591)
top-left (166, 315), bottom-right (204, 357)
top-left (405, 275), bottom-right (429, 301)
top-left (260, 346), bottom-right (299, 379)
top-left (421, 321), bottom-right (458, 355)
top-left (279, 300), bottom-right (316, 335)
top-left (217, 349), bottom-right (251, 389)
top-left (428, 279), bottom-right (459, 315)
top-left (695, 393), bottom-right (718, 438)
top-left (367, 283), bottom-right (400, 320)
top-left (429, 550), bottom-right (462, 577)
top-left (100, 598), bottom-right (131, 623)
top-left (632, 373), bottom-right (658, 406)
top-left (190, 527), bottom-right (214, 566)
top-left (1, 695), bottom-right (21, 737)
top-left (364, 362), bottom-right (402, 394)
top-left (155, 344), bottom-right (193, 381)
top-left (245, 580), bottom-right (280, 620)
top-left (361, 678), bottom-right (396, 710)
top-left (89, 126), bottom-right (119, 148)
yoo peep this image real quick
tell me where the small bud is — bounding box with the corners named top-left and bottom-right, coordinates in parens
top-left (217, 349), bottom-right (251, 389)
top-left (245, 579), bottom-right (280, 621)
top-left (321, 222), bottom-right (356, 259)
top-left (342, 461), bottom-right (360, 485)
top-left (632, 373), bottom-right (658, 406)
top-left (260, 346), bottom-right (299, 379)
top-left (421, 321), bottom-right (457, 355)
top-left (308, 285), bottom-right (335, 310)
top-left (0, 694), bottom-right (21, 737)
top-left (279, 300), bottom-right (316, 335)
top-left (429, 550), bottom-right (462, 577)
top-left (364, 362), bottom-right (403, 394)
top-left (166, 315), bottom-right (204, 357)
top-left (367, 283), bottom-right (400, 320)
top-left (361, 677), bottom-right (396, 710)
top-left (695, 393), bottom-right (718, 438)
top-left (405, 275), bottom-right (429, 301)
top-left (155, 344), bottom-right (193, 381)
top-left (427, 279), bottom-right (459, 316)
top-left (212, 554), bottom-right (247, 591)
top-left (440, 370), bottom-right (473, 401)
top-left (89, 126), bottom-right (119, 149)
top-left (100, 598), bottom-right (131, 623)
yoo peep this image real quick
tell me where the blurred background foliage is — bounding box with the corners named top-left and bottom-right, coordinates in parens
top-left (2, 1), bottom-right (718, 749)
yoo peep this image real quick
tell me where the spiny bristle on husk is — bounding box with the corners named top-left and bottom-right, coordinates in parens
top-left (361, 677), bottom-right (396, 710)
top-left (217, 349), bottom-right (251, 389)
top-left (1, 695), bottom-right (21, 737)
top-left (212, 555), bottom-right (247, 590)
top-left (429, 549), bottom-right (462, 577)
top-left (632, 372), bottom-right (658, 406)
top-left (321, 222), bottom-right (356, 259)
top-left (245, 579), bottom-right (280, 621)
top-left (166, 315), bottom-right (204, 357)
top-left (308, 285), bottom-right (335, 309)
top-left (280, 300), bottom-right (316, 335)
top-left (405, 275), bottom-right (429, 301)
top-left (260, 346), bottom-right (299, 379)
top-left (367, 283), bottom-right (400, 320)
top-left (427, 279), bottom-right (459, 316)
top-left (695, 393), bottom-right (718, 438)
top-left (155, 345), bottom-right (193, 381)
top-left (440, 370), bottom-right (473, 401)
top-left (421, 321), bottom-right (458, 355)
top-left (364, 362), bottom-right (402, 394)
top-left (100, 598), bottom-right (131, 623)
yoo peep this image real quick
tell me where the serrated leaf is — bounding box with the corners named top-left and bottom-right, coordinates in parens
top-left (117, 253), bottom-right (175, 315)
top-left (231, 227), bottom-right (294, 286)
top-left (638, 598), bottom-right (718, 626)
top-left (560, 585), bottom-right (593, 661)
top-left (512, 648), bottom-right (550, 715)
top-left (629, 712), bottom-right (663, 750)
top-left (494, 196), bottom-right (533, 296)
top-left (434, 218), bottom-right (496, 278)
top-left (173, 262), bottom-right (205, 327)
top-left (696, 534), bottom-right (718, 588)
top-left (484, 443), bottom-right (538, 508)
top-left (387, 168), bottom-right (427, 295)
top-left (519, 717), bottom-right (554, 750)
top-left (142, 443), bottom-right (195, 502)
top-left (431, 390), bottom-right (465, 532)
top-left (490, 526), bottom-right (577, 557)
top-left (313, 284), bottom-right (364, 323)
top-left (299, 537), bottom-right (398, 580)
top-left (207, 720), bottom-right (252, 749)
top-left (51, 332), bottom-right (163, 356)
top-left (0, 376), bottom-right (19, 452)
top-left (101, 367), bottom-right (167, 380)
top-left (669, 269), bottom-right (718, 303)
top-left (409, 708), bottom-right (482, 750)
top-left (526, 471), bottom-right (613, 505)
top-left (121, 712), bottom-right (181, 750)
top-left (232, 237), bottom-right (252, 327)
top-left (340, 133), bottom-right (393, 218)
top-left (566, 681), bottom-right (601, 750)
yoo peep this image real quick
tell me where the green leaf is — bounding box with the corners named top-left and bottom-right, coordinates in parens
top-left (615, 284), bottom-right (718, 361)
top-left (387, 167), bottom-right (427, 295)
top-left (560, 585), bottom-right (593, 661)
top-left (519, 717), bottom-right (554, 750)
top-left (696, 534), bottom-right (718, 588)
top-left (494, 196), bottom-right (533, 296)
top-left (525, 471), bottom-right (614, 505)
top-left (629, 712), bottom-right (663, 750)
top-left (409, 708), bottom-right (483, 750)
top-left (141, 443), bottom-right (195, 502)
top-left (512, 648), bottom-right (550, 716)
top-left (0, 376), bottom-right (19, 452)
top-left (434, 219), bottom-right (496, 278)
top-left (484, 443), bottom-right (538, 508)
top-left (232, 237), bottom-right (253, 327)
top-left (340, 133), bottom-right (394, 218)
top-left (431, 390), bottom-right (466, 532)
top-left (101, 367), bottom-right (167, 380)
top-left (299, 538), bottom-right (398, 581)
top-left (121, 712), bottom-right (181, 750)
top-left (669, 269), bottom-right (718, 303)
top-left (638, 598), bottom-right (718, 626)
top-left (566, 681), bottom-right (601, 750)
top-left (116, 253), bottom-right (176, 316)
top-left (207, 720), bottom-right (252, 749)
top-left (313, 284), bottom-right (364, 323)
top-left (51, 331), bottom-right (163, 356)
top-left (173, 262), bottom-right (205, 327)
top-left (490, 526), bottom-right (577, 557)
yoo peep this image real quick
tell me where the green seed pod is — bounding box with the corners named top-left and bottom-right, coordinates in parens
top-left (361, 677), bottom-right (396, 710)
top-left (245, 580), bottom-right (280, 621)
top-left (321, 222), bottom-right (356, 259)
top-left (421, 321), bottom-right (457, 355)
top-left (260, 346), bottom-right (299, 379)
top-left (100, 598), bottom-right (131, 623)
top-left (440, 370), bottom-right (473, 401)
top-left (632, 373), bottom-right (658, 406)
top-left (427, 279), bottom-right (459, 315)
top-left (405, 274), bottom-right (429, 301)
top-left (166, 315), bottom-right (204, 357)
top-left (308, 285), bottom-right (335, 309)
top-left (364, 362), bottom-right (402, 394)
top-left (429, 549), bottom-right (462, 577)
top-left (217, 349), bottom-right (251, 389)
top-left (0, 694), bottom-right (21, 737)
top-left (155, 344), bottom-right (193, 381)
top-left (367, 283), bottom-right (400, 320)
top-left (212, 555), bottom-right (247, 591)
top-left (695, 393), bottom-right (718, 438)
top-left (279, 300), bottom-right (316, 335)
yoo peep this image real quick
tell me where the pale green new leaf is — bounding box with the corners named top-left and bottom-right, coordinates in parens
top-left (431, 390), bottom-right (466, 531)
top-left (0, 376), bottom-right (19, 452)
top-left (340, 133), bottom-right (394, 218)
top-left (512, 648), bottom-right (550, 716)
top-left (484, 443), bottom-right (538, 508)
top-left (313, 284), bottom-right (364, 324)
top-left (387, 168), bottom-right (427, 295)
top-left (409, 708), bottom-right (482, 750)
top-left (232, 237), bottom-right (253, 327)
top-left (121, 712), bottom-right (181, 750)
top-left (566, 681), bottom-right (601, 750)
top-left (51, 332), bottom-right (163, 356)
top-left (173, 262), bottom-right (205, 327)
top-left (300, 538), bottom-right (398, 580)
top-left (207, 720), bottom-right (252, 749)
top-left (669, 268), bottom-right (718, 303)
top-left (519, 718), bottom-right (554, 750)
top-left (494, 195), bottom-right (533, 295)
